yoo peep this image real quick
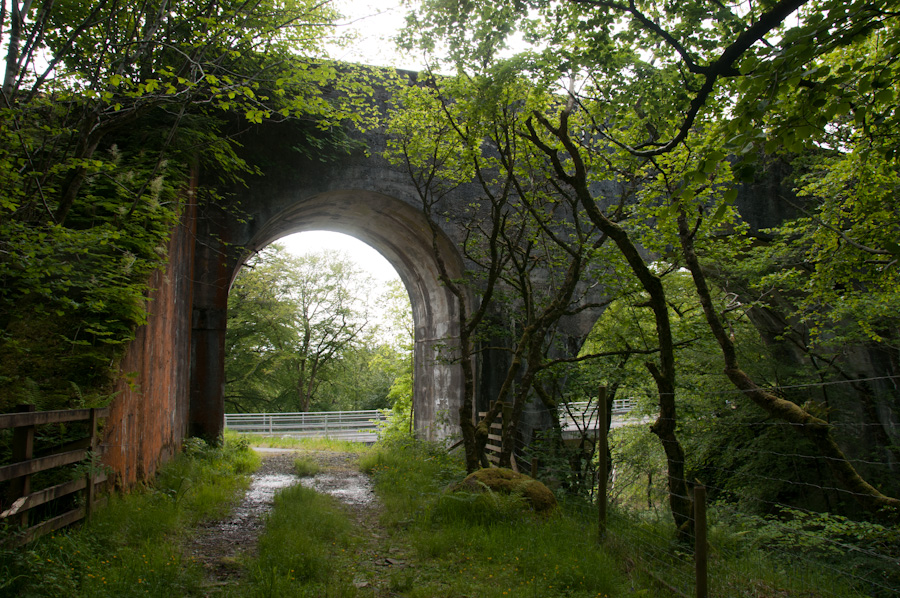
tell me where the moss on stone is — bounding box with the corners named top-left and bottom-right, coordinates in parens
top-left (452, 467), bottom-right (557, 514)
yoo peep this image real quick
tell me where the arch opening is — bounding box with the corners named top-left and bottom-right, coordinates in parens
top-left (239, 190), bottom-right (466, 441)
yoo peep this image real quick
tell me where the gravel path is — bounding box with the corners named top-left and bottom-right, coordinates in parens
top-left (186, 448), bottom-right (384, 593)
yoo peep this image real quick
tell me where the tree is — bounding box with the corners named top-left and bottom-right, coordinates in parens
top-left (225, 244), bottom-right (376, 413)
top-left (398, 0), bottom-right (900, 523)
top-left (0, 0), bottom-right (378, 410)
top-left (387, 71), bottom-right (630, 475)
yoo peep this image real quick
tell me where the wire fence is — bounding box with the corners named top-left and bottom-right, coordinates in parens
top-left (498, 377), bottom-right (900, 598)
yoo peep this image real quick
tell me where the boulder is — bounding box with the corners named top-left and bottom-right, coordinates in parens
top-left (452, 467), bottom-right (557, 514)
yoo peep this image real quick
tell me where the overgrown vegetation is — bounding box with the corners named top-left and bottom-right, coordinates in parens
top-left (388, 0), bottom-right (900, 545)
top-left (3, 436), bottom-right (889, 596)
top-left (0, 435), bottom-right (258, 596)
top-left (0, 0), bottom-right (379, 413)
top-left (357, 439), bottom-right (876, 597)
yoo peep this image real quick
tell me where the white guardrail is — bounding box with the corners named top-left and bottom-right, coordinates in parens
top-left (224, 409), bottom-right (388, 442)
top-left (559, 398), bottom-right (637, 431)
top-left (225, 399), bottom-right (637, 443)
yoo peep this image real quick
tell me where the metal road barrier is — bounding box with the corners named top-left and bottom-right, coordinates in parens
top-left (559, 398), bottom-right (637, 430)
top-left (224, 409), bottom-right (388, 442)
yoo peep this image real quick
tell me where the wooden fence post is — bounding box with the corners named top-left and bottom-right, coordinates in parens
top-left (694, 482), bottom-right (708, 598)
top-left (85, 408), bottom-right (99, 522)
top-left (597, 386), bottom-right (608, 540)
top-left (9, 404), bottom-right (36, 528)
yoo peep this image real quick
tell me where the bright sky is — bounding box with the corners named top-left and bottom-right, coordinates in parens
top-left (279, 231), bottom-right (402, 286)
top-left (276, 2), bottom-right (413, 285)
top-left (331, 0), bottom-right (423, 71)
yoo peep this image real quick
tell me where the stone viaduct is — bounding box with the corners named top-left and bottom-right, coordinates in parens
top-left (98, 89), bottom-right (594, 485)
top-left (99, 80), bottom-right (796, 486)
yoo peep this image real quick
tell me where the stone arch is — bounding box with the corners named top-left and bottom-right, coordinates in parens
top-left (210, 189), bottom-right (465, 441)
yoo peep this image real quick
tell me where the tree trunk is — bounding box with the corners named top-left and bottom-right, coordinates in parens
top-left (527, 109), bottom-right (694, 537)
top-left (676, 210), bottom-right (900, 516)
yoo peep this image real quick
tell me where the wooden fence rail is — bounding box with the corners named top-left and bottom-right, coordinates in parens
top-left (1, 404), bottom-right (109, 546)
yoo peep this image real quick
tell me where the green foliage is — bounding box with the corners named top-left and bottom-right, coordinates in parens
top-left (708, 507), bottom-right (900, 597)
top-left (376, 369), bottom-right (414, 442)
top-left (608, 424), bottom-right (669, 513)
top-left (363, 439), bottom-right (626, 598)
top-left (0, 434), bottom-right (258, 596)
top-left (400, 0), bottom-right (900, 521)
top-left (0, 0), bottom-right (380, 413)
top-left (225, 244), bottom-right (382, 413)
top-left (293, 456), bottom-right (320, 478)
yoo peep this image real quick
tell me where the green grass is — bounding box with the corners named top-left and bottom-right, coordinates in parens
top-left (3, 434), bottom-right (879, 598)
top-left (0, 435), bottom-right (259, 598)
top-left (359, 439), bottom-right (625, 598)
top-left (235, 432), bottom-right (369, 453)
top-left (293, 456), bottom-right (320, 477)
top-left (224, 485), bottom-right (360, 598)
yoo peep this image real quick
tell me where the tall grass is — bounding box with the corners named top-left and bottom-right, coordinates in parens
top-left (359, 439), bottom-right (625, 598)
top-left (359, 439), bottom-right (870, 598)
top-left (0, 436), bottom-right (259, 597)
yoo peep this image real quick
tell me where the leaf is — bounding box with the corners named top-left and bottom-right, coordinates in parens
top-left (710, 203), bottom-right (729, 224)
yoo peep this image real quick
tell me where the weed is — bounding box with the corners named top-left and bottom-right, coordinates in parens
top-left (293, 456), bottom-right (320, 477)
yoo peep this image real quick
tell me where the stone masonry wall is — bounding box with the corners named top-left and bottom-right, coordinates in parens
top-left (102, 200), bottom-right (196, 488)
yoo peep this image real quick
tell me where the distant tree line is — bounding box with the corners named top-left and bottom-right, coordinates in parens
top-left (224, 244), bottom-right (413, 415)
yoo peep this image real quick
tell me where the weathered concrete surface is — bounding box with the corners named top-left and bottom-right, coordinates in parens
top-left (103, 200), bottom-right (196, 487)
top-left (189, 203), bottom-right (233, 444)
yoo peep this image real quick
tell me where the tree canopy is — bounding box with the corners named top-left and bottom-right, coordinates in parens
top-left (225, 244), bottom-right (412, 414)
top-left (0, 0), bottom-right (380, 410)
top-left (392, 0), bottom-right (900, 523)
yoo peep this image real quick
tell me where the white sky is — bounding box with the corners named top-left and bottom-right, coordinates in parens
top-left (279, 231), bottom-right (401, 286)
top-left (276, 2), bottom-right (414, 284)
top-left (330, 0), bottom-right (423, 71)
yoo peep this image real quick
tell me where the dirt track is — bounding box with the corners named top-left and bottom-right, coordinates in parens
top-left (186, 448), bottom-right (397, 594)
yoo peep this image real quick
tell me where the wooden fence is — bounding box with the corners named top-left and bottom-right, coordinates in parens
top-left (477, 403), bottom-right (521, 472)
top-left (0, 404), bottom-right (109, 546)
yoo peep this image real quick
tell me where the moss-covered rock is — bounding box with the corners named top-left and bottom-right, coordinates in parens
top-left (451, 467), bottom-right (557, 514)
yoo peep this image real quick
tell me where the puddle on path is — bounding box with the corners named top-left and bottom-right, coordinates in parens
top-left (236, 473), bottom-right (298, 513)
top-left (212, 472), bottom-right (299, 535)
top-left (300, 472), bottom-right (376, 506)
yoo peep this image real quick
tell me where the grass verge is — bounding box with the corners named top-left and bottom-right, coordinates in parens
top-left (234, 433), bottom-right (369, 453)
top-left (359, 439), bottom-right (625, 598)
top-left (0, 435), bottom-right (259, 597)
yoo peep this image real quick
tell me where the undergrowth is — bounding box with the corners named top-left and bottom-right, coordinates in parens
top-left (359, 438), bottom-right (625, 598)
top-left (0, 436), bottom-right (258, 597)
top-left (358, 439), bottom-right (872, 598)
